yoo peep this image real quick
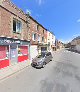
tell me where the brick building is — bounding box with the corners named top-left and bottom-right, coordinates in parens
top-left (27, 15), bottom-right (48, 60)
top-left (55, 40), bottom-right (64, 50)
top-left (0, 0), bottom-right (30, 69)
top-left (70, 36), bottom-right (80, 52)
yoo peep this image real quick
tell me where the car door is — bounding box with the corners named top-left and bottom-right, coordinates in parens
top-left (45, 53), bottom-right (50, 63)
top-left (48, 52), bottom-right (52, 60)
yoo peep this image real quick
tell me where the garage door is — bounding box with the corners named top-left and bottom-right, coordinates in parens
top-left (30, 45), bottom-right (38, 61)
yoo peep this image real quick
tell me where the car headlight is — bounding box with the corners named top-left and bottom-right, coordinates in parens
top-left (38, 59), bottom-right (43, 64)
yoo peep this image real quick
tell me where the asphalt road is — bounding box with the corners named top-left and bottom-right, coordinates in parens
top-left (0, 49), bottom-right (80, 92)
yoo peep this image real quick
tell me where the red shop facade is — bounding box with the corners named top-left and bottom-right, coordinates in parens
top-left (0, 37), bottom-right (30, 69)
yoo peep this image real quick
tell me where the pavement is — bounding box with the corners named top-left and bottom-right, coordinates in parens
top-left (0, 49), bottom-right (80, 92)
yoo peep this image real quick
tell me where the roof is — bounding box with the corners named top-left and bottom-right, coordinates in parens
top-left (26, 14), bottom-right (47, 31)
top-left (72, 36), bottom-right (80, 41)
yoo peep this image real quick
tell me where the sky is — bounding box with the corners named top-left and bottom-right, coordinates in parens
top-left (12, 0), bottom-right (80, 43)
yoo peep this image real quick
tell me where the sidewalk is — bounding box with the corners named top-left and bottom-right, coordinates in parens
top-left (0, 60), bottom-right (31, 81)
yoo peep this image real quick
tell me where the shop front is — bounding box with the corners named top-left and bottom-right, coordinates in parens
top-left (0, 45), bottom-right (9, 69)
top-left (51, 45), bottom-right (56, 51)
top-left (18, 45), bottom-right (29, 62)
top-left (0, 37), bottom-right (30, 69)
top-left (38, 43), bottom-right (48, 55)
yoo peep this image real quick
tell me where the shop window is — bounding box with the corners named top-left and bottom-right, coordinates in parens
top-left (18, 46), bottom-right (28, 55)
top-left (13, 19), bottom-right (22, 33)
top-left (6, 46), bottom-right (9, 59)
top-left (0, 46), bottom-right (7, 59)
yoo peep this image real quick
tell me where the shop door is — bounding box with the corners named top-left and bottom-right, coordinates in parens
top-left (10, 45), bottom-right (18, 64)
top-left (41, 47), bottom-right (47, 53)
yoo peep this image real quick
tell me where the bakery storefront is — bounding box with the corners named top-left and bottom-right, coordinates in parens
top-left (0, 37), bottom-right (30, 69)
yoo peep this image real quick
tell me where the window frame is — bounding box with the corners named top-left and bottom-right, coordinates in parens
top-left (32, 33), bottom-right (36, 41)
top-left (36, 24), bottom-right (39, 31)
top-left (38, 35), bottom-right (40, 42)
top-left (13, 18), bottom-right (22, 33)
top-left (42, 37), bottom-right (44, 42)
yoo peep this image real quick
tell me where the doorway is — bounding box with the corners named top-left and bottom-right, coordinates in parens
top-left (10, 45), bottom-right (18, 64)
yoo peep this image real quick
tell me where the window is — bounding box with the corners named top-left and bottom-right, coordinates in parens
top-left (42, 37), bottom-right (44, 42)
top-left (49, 33), bottom-right (50, 36)
top-left (38, 35), bottom-right (40, 42)
top-left (13, 19), bottom-right (22, 33)
top-left (43, 30), bottom-right (44, 34)
top-left (18, 46), bottom-right (28, 55)
top-left (13, 20), bottom-right (16, 32)
top-left (36, 24), bottom-right (39, 31)
top-left (46, 52), bottom-right (51, 56)
top-left (32, 33), bottom-right (36, 41)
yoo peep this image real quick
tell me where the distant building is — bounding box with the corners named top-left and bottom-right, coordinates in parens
top-left (47, 31), bottom-right (56, 51)
top-left (55, 40), bottom-right (64, 50)
top-left (70, 36), bottom-right (80, 52)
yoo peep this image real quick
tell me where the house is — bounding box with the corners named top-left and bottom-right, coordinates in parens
top-left (70, 36), bottom-right (80, 52)
top-left (0, 0), bottom-right (30, 69)
top-left (47, 31), bottom-right (56, 52)
top-left (0, 0), bottom-right (56, 69)
top-left (55, 40), bottom-right (64, 50)
top-left (26, 15), bottom-right (48, 61)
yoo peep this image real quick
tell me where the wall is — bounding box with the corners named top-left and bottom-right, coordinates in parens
top-left (0, 7), bottom-right (12, 37)
top-left (74, 45), bottom-right (80, 52)
top-left (0, 0), bottom-right (28, 40)
top-left (29, 17), bottom-right (47, 45)
top-left (47, 31), bottom-right (55, 51)
top-left (30, 45), bottom-right (38, 61)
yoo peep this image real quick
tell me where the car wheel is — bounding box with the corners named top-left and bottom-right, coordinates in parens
top-left (31, 63), bottom-right (33, 66)
top-left (43, 62), bottom-right (47, 65)
top-left (50, 59), bottom-right (52, 61)
top-left (42, 64), bottom-right (45, 68)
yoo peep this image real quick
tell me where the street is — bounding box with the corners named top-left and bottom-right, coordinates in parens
top-left (0, 49), bottom-right (80, 92)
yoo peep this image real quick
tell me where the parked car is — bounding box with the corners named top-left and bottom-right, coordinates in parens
top-left (31, 52), bottom-right (52, 68)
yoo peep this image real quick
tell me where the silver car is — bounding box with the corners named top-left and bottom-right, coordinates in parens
top-left (31, 52), bottom-right (52, 68)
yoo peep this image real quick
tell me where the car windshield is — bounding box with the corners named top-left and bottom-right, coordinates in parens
top-left (37, 53), bottom-right (46, 58)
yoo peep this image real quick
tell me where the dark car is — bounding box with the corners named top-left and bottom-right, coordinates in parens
top-left (31, 52), bottom-right (52, 68)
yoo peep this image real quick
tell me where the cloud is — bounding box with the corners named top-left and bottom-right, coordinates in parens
top-left (60, 33), bottom-right (80, 43)
top-left (77, 19), bottom-right (80, 23)
top-left (36, 14), bottom-right (42, 17)
top-left (59, 39), bottom-right (71, 43)
top-left (36, 0), bottom-right (44, 6)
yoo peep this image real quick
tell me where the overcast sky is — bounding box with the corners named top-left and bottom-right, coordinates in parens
top-left (12, 0), bottom-right (80, 43)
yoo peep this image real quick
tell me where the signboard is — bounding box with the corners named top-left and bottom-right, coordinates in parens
top-left (0, 37), bottom-right (20, 45)
top-left (0, 37), bottom-right (30, 45)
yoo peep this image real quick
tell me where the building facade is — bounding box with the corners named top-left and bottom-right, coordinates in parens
top-left (70, 36), bottom-right (80, 52)
top-left (0, 0), bottom-right (30, 69)
top-left (55, 40), bottom-right (64, 50)
top-left (47, 31), bottom-right (56, 51)
top-left (0, 0), bottom-right (56, 70)
top-left (27, 16), bottom-right (48, 60)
